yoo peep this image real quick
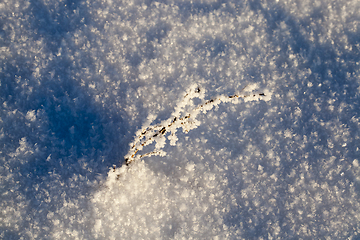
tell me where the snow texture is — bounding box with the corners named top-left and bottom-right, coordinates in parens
top-left (1, 0), bottom-right (360, 239)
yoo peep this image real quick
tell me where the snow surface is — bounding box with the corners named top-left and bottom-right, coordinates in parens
top-left (1, 0), bottom-right (360, 239)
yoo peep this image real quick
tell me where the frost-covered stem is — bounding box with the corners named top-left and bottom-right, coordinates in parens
top-left (124, 84), bottom-right (271, 165)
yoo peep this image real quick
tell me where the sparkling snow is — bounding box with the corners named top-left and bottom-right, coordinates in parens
top-left (1, 0), bottom-right (360, 239)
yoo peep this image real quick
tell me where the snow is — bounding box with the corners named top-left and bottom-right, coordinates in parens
top-left (1, 0), bottom-right (360, 239)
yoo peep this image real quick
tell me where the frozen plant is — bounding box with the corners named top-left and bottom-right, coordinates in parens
top-left (123, 83), bottom-right (272, 165)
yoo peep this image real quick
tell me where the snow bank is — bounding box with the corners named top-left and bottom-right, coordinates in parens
top-left (1, 0), bottom-right (360, 239)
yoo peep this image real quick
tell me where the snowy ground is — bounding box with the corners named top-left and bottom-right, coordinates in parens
top-left (1, 0), bottom-right (360, 239)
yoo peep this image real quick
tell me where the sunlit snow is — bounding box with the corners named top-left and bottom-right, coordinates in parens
top-left (1, 0), bottom-right (360, 239)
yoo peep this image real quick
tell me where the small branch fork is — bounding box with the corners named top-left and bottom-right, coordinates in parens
top-left (124, 86), bottom-right (268, 165)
